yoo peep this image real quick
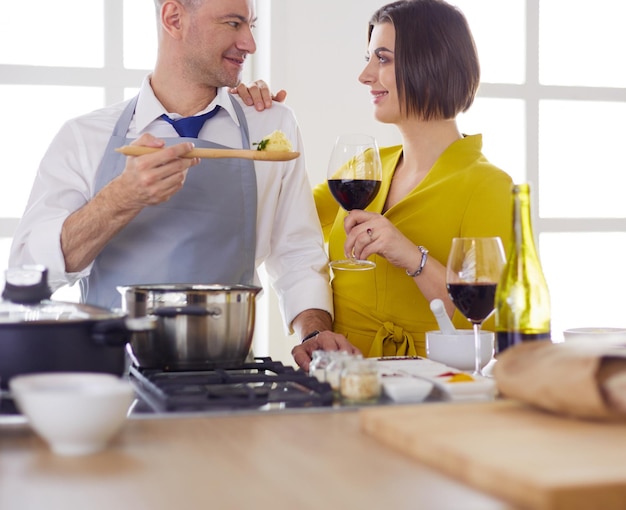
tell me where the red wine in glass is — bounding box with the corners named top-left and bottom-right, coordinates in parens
top-left (446, 282), bottom-right (497, 324)
top-left (327, 134), bottom-right (383, 271)
top-left (445, 237), bottom-right (505, 376)
top-left (327, 179), bottom-right (381, 211)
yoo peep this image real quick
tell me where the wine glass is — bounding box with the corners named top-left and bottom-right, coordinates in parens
top-left (446, 237), bottom-right (505, 376)
top-left (327, 134), bottom-right (383, 270)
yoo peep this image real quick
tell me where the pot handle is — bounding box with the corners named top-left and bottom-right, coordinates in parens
top-left (91, 317), bottom-right (157, 347)
top-left (153, 305), bottom-right (222, 318)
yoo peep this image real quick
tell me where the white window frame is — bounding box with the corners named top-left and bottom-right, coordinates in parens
top-left (2, 0), bottom-right (625, 351)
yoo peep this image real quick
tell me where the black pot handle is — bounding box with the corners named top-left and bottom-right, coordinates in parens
top-left (153, 305), bottom-right (222, 318)
top-left (91, 317), bottom-right (157, 347)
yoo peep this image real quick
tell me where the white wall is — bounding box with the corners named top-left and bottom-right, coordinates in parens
top-left (260, 0), bottom-right (399, 186)
top-left (251, 0), bottom-right (401, 365)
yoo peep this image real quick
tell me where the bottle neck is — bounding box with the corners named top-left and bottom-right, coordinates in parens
top-left (513, 186), bottom-right (537, 253)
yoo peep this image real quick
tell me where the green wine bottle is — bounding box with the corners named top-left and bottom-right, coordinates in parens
top-left (495, 183), bottom-right (551, 354)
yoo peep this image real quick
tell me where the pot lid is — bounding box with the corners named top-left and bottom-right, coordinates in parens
top-left (0, 266), bottom-right (121, 323)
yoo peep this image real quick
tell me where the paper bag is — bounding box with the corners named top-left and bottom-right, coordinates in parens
top-left (493, 341), bottom-right (626, 420)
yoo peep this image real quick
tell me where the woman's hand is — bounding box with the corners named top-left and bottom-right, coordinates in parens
top-left (230, 80), bottom-right (287, 111)
top-left (344, 209), bottom-right (453, 312)
top-left (344, 209), bottom-right (422, 272)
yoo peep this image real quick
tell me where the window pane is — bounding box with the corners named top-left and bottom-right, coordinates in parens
top-left (541, 233), bottom-right (626, 342)
top-left (539, 100), bottom-right (626, 218)
top-left (453, 0), bottom-right (525, 84)
top-left (0, 85), bottom-right (104, 217)
top-left (0, 238), bottom-right (11, 278)
top-left (0, 0), bottom-right (104, 67)
top-left (458, 97), bottom-right (526, 183)
top-left (539, 0), bottom-right (626, 87)
top-left (123, 0), bottom-right (158, 70)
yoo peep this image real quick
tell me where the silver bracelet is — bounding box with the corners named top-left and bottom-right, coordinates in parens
top-left (406, 246), bottom-right (429, 277)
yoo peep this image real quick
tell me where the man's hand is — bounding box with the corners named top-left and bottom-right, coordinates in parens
top-left (291, 330), bottom-right (361, 372)
top-left (112, 133), bottom-right (200, 210)
top-left (61, 133), bottom-right (200, 273)
top-left (230, 80), bottom-right (287, 111)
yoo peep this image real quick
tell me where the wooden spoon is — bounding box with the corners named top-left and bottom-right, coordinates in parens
top-left (115, 145), bottom-right (300, 161)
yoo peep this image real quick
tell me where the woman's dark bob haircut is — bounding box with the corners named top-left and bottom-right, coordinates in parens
top-left (369, 0), bottom-right (480, 120)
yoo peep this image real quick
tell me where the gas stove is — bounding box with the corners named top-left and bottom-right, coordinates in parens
top-left (128, 357), bottom-right (335, 415)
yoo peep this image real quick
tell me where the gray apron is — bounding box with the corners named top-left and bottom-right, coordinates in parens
top-left (82, 94), bottom-right (257, 309)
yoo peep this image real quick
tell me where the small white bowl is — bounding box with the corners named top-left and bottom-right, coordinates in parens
top-left (382, 377), bottom-right (433, 403)
top-left (562, 327), bottom-right (626, 346)
top-left (426, 330), bottom-right (494, 372)
top-left (9, 372), bottom-right (134, 456)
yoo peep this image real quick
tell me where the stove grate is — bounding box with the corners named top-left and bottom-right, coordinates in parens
top-left (129, 357), bottom-right (334, 413)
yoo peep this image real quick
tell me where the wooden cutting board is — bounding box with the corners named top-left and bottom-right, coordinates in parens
top-left (360, 399), bottom-right (626, 510)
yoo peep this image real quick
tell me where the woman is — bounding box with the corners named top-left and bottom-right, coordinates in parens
top-left (239, 0), bottom-right (512, 370)
top-left (308, 0), bottom-right (512, 362)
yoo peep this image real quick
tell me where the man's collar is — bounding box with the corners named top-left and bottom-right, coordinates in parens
top-left (134, 75), bottom-right (241, 132)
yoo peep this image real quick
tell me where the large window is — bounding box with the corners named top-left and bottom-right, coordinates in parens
top-left (1, 0), bottom-right (625, 347)
top-left (455, 0), bottom-right (626, 339)
top-left (0, 1), bottom-right (156, 298)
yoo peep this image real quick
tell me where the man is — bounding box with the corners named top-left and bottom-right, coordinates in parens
top-left (10, 0), bottom-right (356, 367)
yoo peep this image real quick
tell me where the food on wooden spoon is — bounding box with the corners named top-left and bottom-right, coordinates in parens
top-left (254, 130), bottom-right (293, 152)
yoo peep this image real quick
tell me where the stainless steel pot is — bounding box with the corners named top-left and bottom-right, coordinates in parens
top-left (117, 284), bottom-right (262, 370)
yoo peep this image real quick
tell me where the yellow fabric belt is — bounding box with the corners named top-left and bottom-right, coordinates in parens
top-left (368, 321), bottom-right (419, 358)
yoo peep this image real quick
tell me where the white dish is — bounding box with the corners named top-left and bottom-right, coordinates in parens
top-left (10, 372), bottom-right (134, 456)
top-left (563, 327), bottom-right (626, 346)
top-left (429, 372), bottom-right (497, 401)
top-left (381, 376), bottom-right (433, 403)
top-left (376, 357), bottom-right (496, 401)
top-left (377, 356), bottom-right (453, 378)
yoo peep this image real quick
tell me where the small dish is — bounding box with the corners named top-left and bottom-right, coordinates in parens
top-left (562, 327), bottom-right (626, 347)
top-left (381, 377), bottom-right (433, 403)
top-left (9, 372), bottom-right (134, 456)
top-left (430, 372), bottom-right (497, 401)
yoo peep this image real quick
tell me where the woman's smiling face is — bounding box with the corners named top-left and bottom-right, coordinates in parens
top-left (358, 22), bottom-right (400, 124)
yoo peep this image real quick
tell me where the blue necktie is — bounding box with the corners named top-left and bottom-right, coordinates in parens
top-left (160, 106), bottom-right (221, 138)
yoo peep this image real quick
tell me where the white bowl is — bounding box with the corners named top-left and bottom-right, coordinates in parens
top-left (381, 377), bottom-right (433, 403)
top-left (426, 330), bottom-right (494, 372)
top-left (9, 372), bottom-right (134, 456)
top-left (562, 327), bottom-right (626, 346)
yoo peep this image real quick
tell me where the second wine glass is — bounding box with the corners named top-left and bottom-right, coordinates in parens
top-left (327, 134), bottom-right (382, 271)
top-left (446, 237), bottom-right (505, 376)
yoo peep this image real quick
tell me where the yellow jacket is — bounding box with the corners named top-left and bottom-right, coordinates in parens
top-left (313, 134), bottom-right (513, 357)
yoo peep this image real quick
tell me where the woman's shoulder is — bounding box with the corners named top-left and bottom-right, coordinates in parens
top-left (380, 144), bottom-right (403, 159)
top-left (453, 135), bottom-right (512, 182)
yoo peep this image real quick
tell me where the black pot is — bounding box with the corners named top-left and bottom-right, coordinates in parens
top-left (0, 266), bottom-right (154, 389)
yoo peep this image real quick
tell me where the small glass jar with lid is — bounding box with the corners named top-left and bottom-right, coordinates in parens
top-left (340, 358), bottom-right (381, 404)
top-left (308, 350), bottom-right (333, 382)
top-left (325, 351), bottom-right (358, 393)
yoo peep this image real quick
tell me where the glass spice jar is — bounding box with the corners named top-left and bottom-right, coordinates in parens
top-left (325, 351), bottom-right (356, 393)
top-left (308, 350), bottom-right (332, 382)
top-left (340, 358), bottom-right (381, 404)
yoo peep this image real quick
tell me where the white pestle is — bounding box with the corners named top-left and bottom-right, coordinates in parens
top-left (429, 299), bottom-right (457, 334)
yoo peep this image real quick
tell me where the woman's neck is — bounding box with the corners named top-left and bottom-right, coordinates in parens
top-left (382, 118), bottom-right (462, 212)
top-left (396, 118), bottom-right (462, 177)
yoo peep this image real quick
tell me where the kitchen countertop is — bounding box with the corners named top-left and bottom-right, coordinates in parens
top-left (0, 405), bottom-right (513, 510)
